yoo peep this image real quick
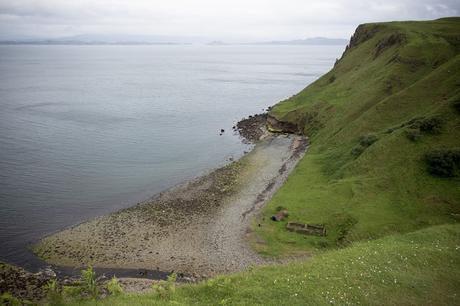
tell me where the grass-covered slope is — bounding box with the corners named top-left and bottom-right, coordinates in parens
top-left (253, 17), bottom-right (460, 257)
top-left (69, 224), bottom-right (460, 306)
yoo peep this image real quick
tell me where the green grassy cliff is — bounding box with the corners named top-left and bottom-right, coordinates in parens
top-left (254, 17), bottom-right (460, 257)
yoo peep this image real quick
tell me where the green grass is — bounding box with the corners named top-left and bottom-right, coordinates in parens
top-left (64, 224), bottom-right (460, 305)
top-left (255, 17), bottom-right (460, 257)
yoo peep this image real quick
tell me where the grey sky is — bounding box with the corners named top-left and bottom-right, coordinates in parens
top-left (0, 0), bottom-right (459, 41)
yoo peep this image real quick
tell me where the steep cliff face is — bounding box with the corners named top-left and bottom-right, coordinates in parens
top-left (269, 18), bottom-right (460, 137)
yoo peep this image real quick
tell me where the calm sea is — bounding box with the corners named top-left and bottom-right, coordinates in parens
top-left (0, 44), bottom-right (344, 270)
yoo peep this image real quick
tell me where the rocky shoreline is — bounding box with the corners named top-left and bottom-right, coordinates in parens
top-left (33, 132), bottom-right (307, 276)
top-left (235, 113), bottom-right (268, 142)
top-left (0, 261), bottom-right (167, 303)
top-left (1, 115), bottom-right (307, 301)
top-left (0, 262), bottom-right (55, 302)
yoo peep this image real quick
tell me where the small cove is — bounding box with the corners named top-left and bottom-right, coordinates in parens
top-left (0, 44), bottom-right (344, 274)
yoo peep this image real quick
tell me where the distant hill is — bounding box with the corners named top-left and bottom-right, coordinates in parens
top-left (0, 35), bottom-right (348, 46)
top-left (206, 37), bottom-right (349, 46)
top-left (0, 34), bottom-right (202, 45)
top-left (250, 37), bottom-right (348, 45)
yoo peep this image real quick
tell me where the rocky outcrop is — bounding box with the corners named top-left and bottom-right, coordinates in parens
top-left (236, 113), bottom-right (268, 142)
top-left (0, 262), bottom-right (55, 302)
top-left (374, 32), bottom-right (406, 58)
top-left (337, 24), bottom-right (383, 64)
top-left (348, 24), bottom-right (382, 49)
top-left (266, 115), bottom-right (300, 134)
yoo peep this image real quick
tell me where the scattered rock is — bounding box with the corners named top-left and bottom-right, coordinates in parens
top-left (36, 267), bottom-right (56, 280)
top-left (117, 278), bottom-right (156, 293)
top-left (181, 276), bottom-right (196, 283)
top-left (0, 262), bottom-right (54, 302)
top-left (236, 113), bottom-right (268, 142)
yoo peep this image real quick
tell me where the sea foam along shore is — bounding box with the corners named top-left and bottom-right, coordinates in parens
top-left (34, 130), bottom-right (308, 278)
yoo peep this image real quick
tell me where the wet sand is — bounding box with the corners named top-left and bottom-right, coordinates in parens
top-left (34, 134), bottom-right (308, 277)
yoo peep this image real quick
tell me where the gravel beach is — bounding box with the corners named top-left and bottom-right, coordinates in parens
top-left (34, 133), bottom-right (308, 277)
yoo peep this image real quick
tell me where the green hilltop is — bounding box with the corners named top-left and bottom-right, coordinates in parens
top-left (28, 18), bottom-right (460, 305)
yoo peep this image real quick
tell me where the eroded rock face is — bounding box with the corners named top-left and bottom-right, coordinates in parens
top-left (349, 24), bottom-right (382, 49)
top-left (336, 24), bottom-right (383, 64)
top-left (266, 115), bottom-right (299, 134)
top-left (374, 32), bottom-right (406, 58)
top-left (0, 262), bottom-right (54, 302)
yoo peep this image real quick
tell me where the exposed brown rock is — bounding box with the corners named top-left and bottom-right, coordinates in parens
top-left (266, 115), bottom-right (299, 134)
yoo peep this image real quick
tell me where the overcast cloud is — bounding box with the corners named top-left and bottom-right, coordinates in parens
top-left (0, 0), bottom-right (459, 41)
